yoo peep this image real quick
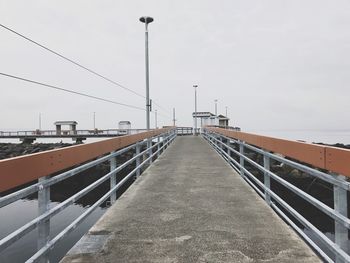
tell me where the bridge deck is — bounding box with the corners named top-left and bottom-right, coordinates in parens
top-left (61, 136), bottom-right (320, 262)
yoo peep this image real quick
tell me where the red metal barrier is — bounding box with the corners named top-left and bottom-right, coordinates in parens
top-left (0, 128), bottom-right (171, 193)
top-left (207, 127), bottom-right (350, 177)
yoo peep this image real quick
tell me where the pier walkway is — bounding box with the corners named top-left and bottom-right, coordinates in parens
top-left (62, 136), bottom-right (319, 262)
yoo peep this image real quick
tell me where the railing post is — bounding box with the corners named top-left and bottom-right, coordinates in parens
top-left (157, 135), bottom-right (160, 158)
top-left (136, 143), bottom-right (141, 178)
top-left (148, 139), bottom-right (152, 164)
top-left (219, 137), bottom-right (223, 151)
top-left (239, 141), bottom-right (245, 178)
top-left (110, 153), bottom-right (117, 204)
top-left (165, 133), bottom-right (169, 148)
top-left (334, 174), bottom-right (348, 262)
top-left (38, 176), bottom-right (50, 263)
top-left (263, 154), bottom-right (271, 205)
top-left (227, 139), bottom-right (231, 159)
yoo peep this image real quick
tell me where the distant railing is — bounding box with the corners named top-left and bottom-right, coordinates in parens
top-left (0, 128), bottom-right (176, 262)
top-left (0, 129), bottom-right (149, 138)
top-left (204, 127), bottom-right (350, 263)
top-left (176, 127), bottom-right (194, 136)
top-left (206, 125), bottom-right (241, 131)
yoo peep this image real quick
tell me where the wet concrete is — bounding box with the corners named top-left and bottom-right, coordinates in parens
top-left (61, 136), bottom-right (320, 263)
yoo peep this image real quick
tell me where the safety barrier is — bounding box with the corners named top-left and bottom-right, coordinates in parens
top-left (0, 128), bottom-right (176, 262)
top-left (204, 127), bottom-right (350, 263)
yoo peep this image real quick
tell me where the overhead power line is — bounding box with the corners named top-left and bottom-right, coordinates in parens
top-left (0, 72), bottom-right (145, 111)
top-left (0, 23), bottom-right (171, 114)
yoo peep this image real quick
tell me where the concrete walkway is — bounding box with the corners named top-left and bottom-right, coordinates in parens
top-left (61, 136), bottom-right (320, 263)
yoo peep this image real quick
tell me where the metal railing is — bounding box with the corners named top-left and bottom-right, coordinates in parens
top-left (0, 128), bottom-right (176, 262)
top-left (203, 127), bottom-right (350, 263)
top-left (0, 129), bottom-right (149, 138)
top-left (176, 127), bottom-right (194, 136)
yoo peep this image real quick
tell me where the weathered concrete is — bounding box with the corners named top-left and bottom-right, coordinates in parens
top-left (61, 136), bottom-right (320, 263)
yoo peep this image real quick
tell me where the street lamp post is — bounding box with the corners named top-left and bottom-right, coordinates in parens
top-left (173, 108), bottom-right (176, 126)
top-left (39, 113), bottom-right (41, 130)
top-left (155, 110), bottom-right (158, 129)
top-left (214, 99), bottom-right (218, 116)
top-left (139, 16), bottom-right (154, 130)
top-left (193, 85), bottom-right (198, 135)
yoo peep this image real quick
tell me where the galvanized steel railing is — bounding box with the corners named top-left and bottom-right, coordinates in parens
top-left (203, 127), bottom-right (350, 263)
top-left (0, 128), bottom-right (176, 262)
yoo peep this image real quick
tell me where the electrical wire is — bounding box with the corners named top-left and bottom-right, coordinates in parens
top-left (0, 23), bottom-right (171, 115)
top-left (0, 72), bottom-right (145, 111)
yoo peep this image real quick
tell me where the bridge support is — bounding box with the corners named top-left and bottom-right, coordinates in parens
top-left (157, 136), bottom-right (160, 157)
top-left (263, 154), bottom-right (271, 205)
top-left (20, 137), bottom-right (36, 144)
top-left (334, 175), bottom-right (348, 262)
top-left (73, 137), bottom-right (86, 144)
top-left (110, 153), bottom-right (117, 204)
top-left (147, 139), bottom-right (152, 164)
top-left (239, 141), bottom-right (245, 178)
top-left (37, 176), bottom-right (50, 263)
top-left (135, 143), bottom-right (141, 178)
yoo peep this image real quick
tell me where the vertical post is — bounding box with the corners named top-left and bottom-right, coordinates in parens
top-left (173, 108), bottom-right (176, 126)
top-left (227, 140), bottom-right (231, 160)
top-left (148, 139), bottom-right (152, 164)
top-left (157, 135), bottom-right (160, 157)
top-left (164, 133), bottom-right (168, 149)
top-left (334, 175), bottom-right (348, 262)
top-left (139, 16), bottom-right (154, 130)
top-left (39, 113), bottom-right (42, 130)
top-left (263, 154), bottom-right (271, 205)
top-left (239, 141), bottom-right (245, 178)
top-left (110, 153), bottom-right (117, 204)
top-left (193, 84), bottom-right (198, 135)
top-left (155, 110), bottom-right (158, 129)
top-left (93, 112), bottom-right (96, 130)
top-left (136, 143), bottom-right (141, 178)
top-left (38, 176), bottom-right (50, 263)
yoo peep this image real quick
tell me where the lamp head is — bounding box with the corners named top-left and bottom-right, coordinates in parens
top-left (140, 16), bottom-right (154, 24)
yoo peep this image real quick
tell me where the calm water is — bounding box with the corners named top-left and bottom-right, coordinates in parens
top-left (0, 150), bottom-right (137, 263)
top-left (0, 199), bottom-right (105, 263)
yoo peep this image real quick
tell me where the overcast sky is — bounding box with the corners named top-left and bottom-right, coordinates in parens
top-left (1, 0), bottom-right (349, 134)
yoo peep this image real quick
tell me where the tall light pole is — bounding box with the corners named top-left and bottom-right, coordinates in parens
top-left (93, 112), bottom-right (96, 129)
top-left (173, 108), bottom-right (176, 126)
top-left (155, 110), bottom-right (158, 129)
top-left (214, 99), bottom-right (218, 116)
top-left (140, 16), bottom-right (154, 130)
top-left (39, 113), bottom-right (41, 130)
top-left (193, 85), bottom-right (198, 135)
top-left (225, 106), bottom-right (228, 117)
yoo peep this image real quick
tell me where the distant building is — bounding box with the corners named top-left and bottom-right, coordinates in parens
top-left (192, 112), bottom-right (230, 131)
top-left (54, 121), bottom-right (78, 135)
top-left (118, 121), bottom-right (131, 135)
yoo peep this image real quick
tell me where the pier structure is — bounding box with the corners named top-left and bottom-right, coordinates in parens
top-left (0, 127), bottom-right (350, 262)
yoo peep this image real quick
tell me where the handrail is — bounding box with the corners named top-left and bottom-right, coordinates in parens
top-left (203, 129), bottom-right (350, 262)
top-left (0, 128), bottom-right (171, 193)
top-left (206, 127), bottom-right (350, 177)
top-left (0, 129), bottom-right (177, 262)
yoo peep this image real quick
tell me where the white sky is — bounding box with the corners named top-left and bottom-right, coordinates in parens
top-left (0, 0), bottom-right (349, 132)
